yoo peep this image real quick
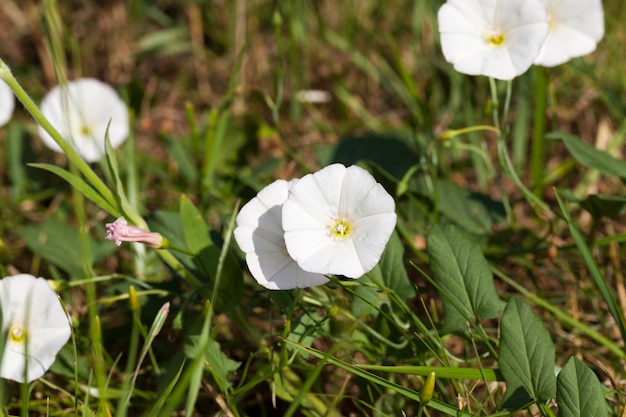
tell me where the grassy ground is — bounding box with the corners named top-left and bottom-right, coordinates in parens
top-left (1, 1), bottom-right (626, 416)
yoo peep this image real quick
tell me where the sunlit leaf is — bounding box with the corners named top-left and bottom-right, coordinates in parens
top-left (29, 163), bottom-right (119, 216)
top-left (500, 298), bottom-right (556, 408)
top-left (427, 223), bottom-right (505, 333)
top-left (557, 356), bottom-right (608, 417)
top-left (548, 131), bottom-right (626, 178)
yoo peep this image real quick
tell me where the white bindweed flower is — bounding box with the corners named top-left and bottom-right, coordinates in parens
top-left (0, 80), bottom-right (15, 127)
top-left (0, 274), bottom-right (71, 383)
top-left (438, 0), bottom-right (549, 80)
top-left (534, 0), bottom-right (604, 67)
top-left (38, 78), bottom-right (129, 162)
top-left (282, 164), bottom-right (397, 279)
top-left (234, 179), bottom-right (329, 290)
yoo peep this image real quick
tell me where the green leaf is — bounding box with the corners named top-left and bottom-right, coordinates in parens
top-left (435, 180), bottom-right (506, 236)
top-left (179, 195), bottom-right (212, 254)
top-left (286, 311), bottom-right (324, 358)
top-left (558, 190), bottom-right (626, 219)
top-left (548, 131), bottom-right (626, 178)
top-left (204, 339), bottom-right (241, 391)
top-left (28, 163), bottom-right (119, 216)
top-left (178, 197), bottom-right (243, 312)
top-left (500, 298), bottom-right (556, 408)
top-left (557, 356), bottom-right (608, 417)
top-left (185, 335), bottom-right (241, 392)
top-left (352, 230), bottom-right (416, 317)
top-left (426, 223), bottom-right (505, 334)
top-left (20, 218), bottom-right (117, 278)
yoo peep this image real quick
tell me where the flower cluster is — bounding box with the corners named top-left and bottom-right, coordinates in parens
top-left (0, 274), bottom-right (71, 383)
top-left (38, 78), bottom-right (129, 162)
top-left (438, 0), bottom-right (604, 80)
top-left (234, 164), bottom-right (397, 290)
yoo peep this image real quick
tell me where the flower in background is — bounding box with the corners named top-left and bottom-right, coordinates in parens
top-left (438, 0), bottom-right (549, 80)
top-left (0, 274), bottom-right (71, 383)
top-left (38, 78), bottom-right (128, 162)
top-left (105, 217), bottom-right (167, 249)
top-left (282, 164), bottom-right (397, 279)
top-left (0, 80), bottom-right (15, 127)
top-left (234, 179), bottom-right (328, 290)
top-left (534, 0), bottom-right (604, 67)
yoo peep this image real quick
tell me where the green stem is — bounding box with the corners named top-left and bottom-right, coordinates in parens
top-left (531, 67), bottom-right (548, 196)
top-left (489, 77), bottom-right (550, 214)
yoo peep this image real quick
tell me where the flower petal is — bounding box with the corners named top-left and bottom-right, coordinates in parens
top-left (0, 80), bottom-right (15, 128)
top-left (234, 179), bottom-right (328, 289)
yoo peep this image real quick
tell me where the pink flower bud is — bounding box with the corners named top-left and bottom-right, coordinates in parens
top-left (105, 217), bottom-right (166, 249)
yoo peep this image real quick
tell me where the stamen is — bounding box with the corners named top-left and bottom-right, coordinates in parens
top-left (9, 325), bottom-right (25, 343)
top-left (331, 218), bottom-right (351, 238)
top-left (486, 30), bottom-right (505, 46)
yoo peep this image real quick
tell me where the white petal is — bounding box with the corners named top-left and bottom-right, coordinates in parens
top-left (0, 80), bottom-right (15, 127)
top-left (0, 274), bottom-right (71, 382)
top-left (234, 180), bottom-right (328, 289)
top-left (38, 78), bottom-right (129, 162)
top-left (286, 231), bottom-right (366, 278)
top-left (350, 212), bottom-right (398, 273)
top-left (534, 0), bottom-right (604, 66)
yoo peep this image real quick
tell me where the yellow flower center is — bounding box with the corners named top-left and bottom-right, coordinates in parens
top-left (331, 218), bottom-right (351, 239)
top-left (9, 325), bottom-right (26, 343)
top-left (486, 30), bottom-right (505, 46)
top-left (79, 125), bottom-right (92, 136)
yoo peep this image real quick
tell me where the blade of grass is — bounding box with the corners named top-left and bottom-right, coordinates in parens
top-left (281, 338), bottom-right (475, 417)
top-left (555, 190), bottom-right (626, 344)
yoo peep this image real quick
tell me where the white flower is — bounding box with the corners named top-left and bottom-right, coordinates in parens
top-left (234, 179), bottom-right (329, 290)
top-left (38, 78), bottom-right (129, 162)
top-left (282, 164), bottom-right (397, 279)
top-left (534, 0), bottom-right (604, 67)
top-left (438, 0), bottom-right (549, 80)
top-left (0, 274), bottom-right (71, 382)
top-left (0, 80), bottom-right (15, 127)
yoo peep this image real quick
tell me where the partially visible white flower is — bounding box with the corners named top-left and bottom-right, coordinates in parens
top-left (0, 274), bottom-right (71, 383)
top-left (0, 80), bottom-right (15, 127)
top-left (38, 78), bottom-right (129, 162)
top-left (282, 164), bottom-right (397, 279)
top-left (438, 0), bottom-right (549, 80)
top-left (234, 179), bottom-right (329, 290)
top-left (534, 0), bottom-right (604, 67)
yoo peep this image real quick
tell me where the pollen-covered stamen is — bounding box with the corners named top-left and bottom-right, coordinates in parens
top-left (9, 325), bottom-right (26, 343)
top-left (331, 218), bottom-right (351, 238)
top-left (486, 30), bottom-right (505, 46)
